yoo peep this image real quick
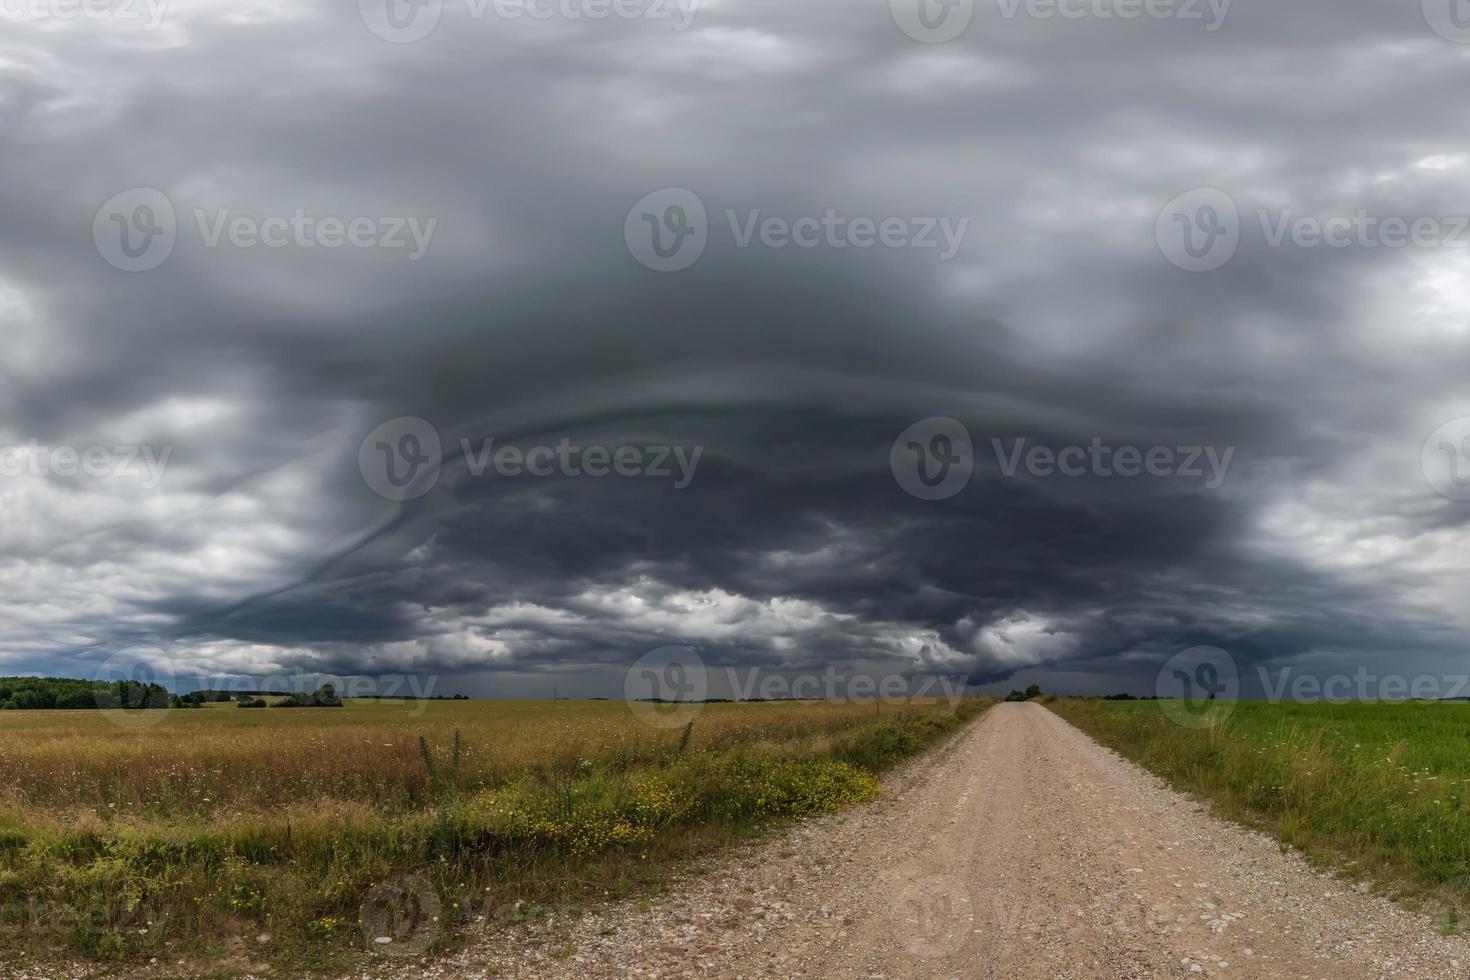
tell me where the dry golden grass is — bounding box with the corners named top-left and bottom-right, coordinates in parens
top-left (0, 696), bottom-right (988, 965)
top-left (0, 698), bottom-right (913, 815)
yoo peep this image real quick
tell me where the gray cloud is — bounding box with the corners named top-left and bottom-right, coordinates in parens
top-left (2, 0), bottom-right (1469, 696)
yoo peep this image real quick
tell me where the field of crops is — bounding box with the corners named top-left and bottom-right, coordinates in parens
top-left (1047, 697), bottom-right (1470, 923)
top-left (0, 696), bottom-right (988, 967)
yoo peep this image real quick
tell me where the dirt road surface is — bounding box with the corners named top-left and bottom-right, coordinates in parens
top-left (393, 702), bottom-right (1470, 979)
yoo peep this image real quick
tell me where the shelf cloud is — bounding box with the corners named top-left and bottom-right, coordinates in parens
top-left (4, 0), bottom-right (1470, 697)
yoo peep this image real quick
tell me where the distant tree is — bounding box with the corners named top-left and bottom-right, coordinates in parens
top-left (271, 684), bottom-right (343, 708)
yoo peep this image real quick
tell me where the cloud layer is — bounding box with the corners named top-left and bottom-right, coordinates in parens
top-left (4, 0), bottom-right (1470, 696)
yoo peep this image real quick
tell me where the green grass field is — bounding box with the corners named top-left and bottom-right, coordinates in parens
top-left (0, 696), bottom-right (989, 968)
top-left (1046, 697), bottom-right (1470, 926)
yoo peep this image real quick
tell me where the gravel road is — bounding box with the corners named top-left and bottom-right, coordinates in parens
top-left (416, 701), bottom-right (1470, 979)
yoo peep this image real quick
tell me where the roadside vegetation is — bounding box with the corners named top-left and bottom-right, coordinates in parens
top-left (0, 695), bottom-right (989, 968)
top-left (1047, 697), bottom-right (1470, 927)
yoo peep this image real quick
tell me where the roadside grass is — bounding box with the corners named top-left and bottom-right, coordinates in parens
top-left (0, 697), bottom-right (990, 969)
top-left (1046, 698), bottom-right (1470, 925)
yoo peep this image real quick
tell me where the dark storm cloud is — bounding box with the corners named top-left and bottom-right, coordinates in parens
top-left (2, 0), bottom-right (1469, 694)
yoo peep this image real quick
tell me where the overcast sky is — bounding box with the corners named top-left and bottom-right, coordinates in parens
top-left (4, 0), bottom-right (1470, 699)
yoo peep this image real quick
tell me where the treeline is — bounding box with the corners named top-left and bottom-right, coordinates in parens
top-left (0, 677), bottom-right (464, 711)
top-left (0, 676), bottom-right (201, 711)
top-left (197, 690), bottom-right (470, 701)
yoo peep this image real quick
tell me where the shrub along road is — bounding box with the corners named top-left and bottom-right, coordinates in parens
top-left (409, 702), bottom-right (1470, 978)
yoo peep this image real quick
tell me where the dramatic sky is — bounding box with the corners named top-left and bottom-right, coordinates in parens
top-left (4, 0), bottom-right (1470, 699)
